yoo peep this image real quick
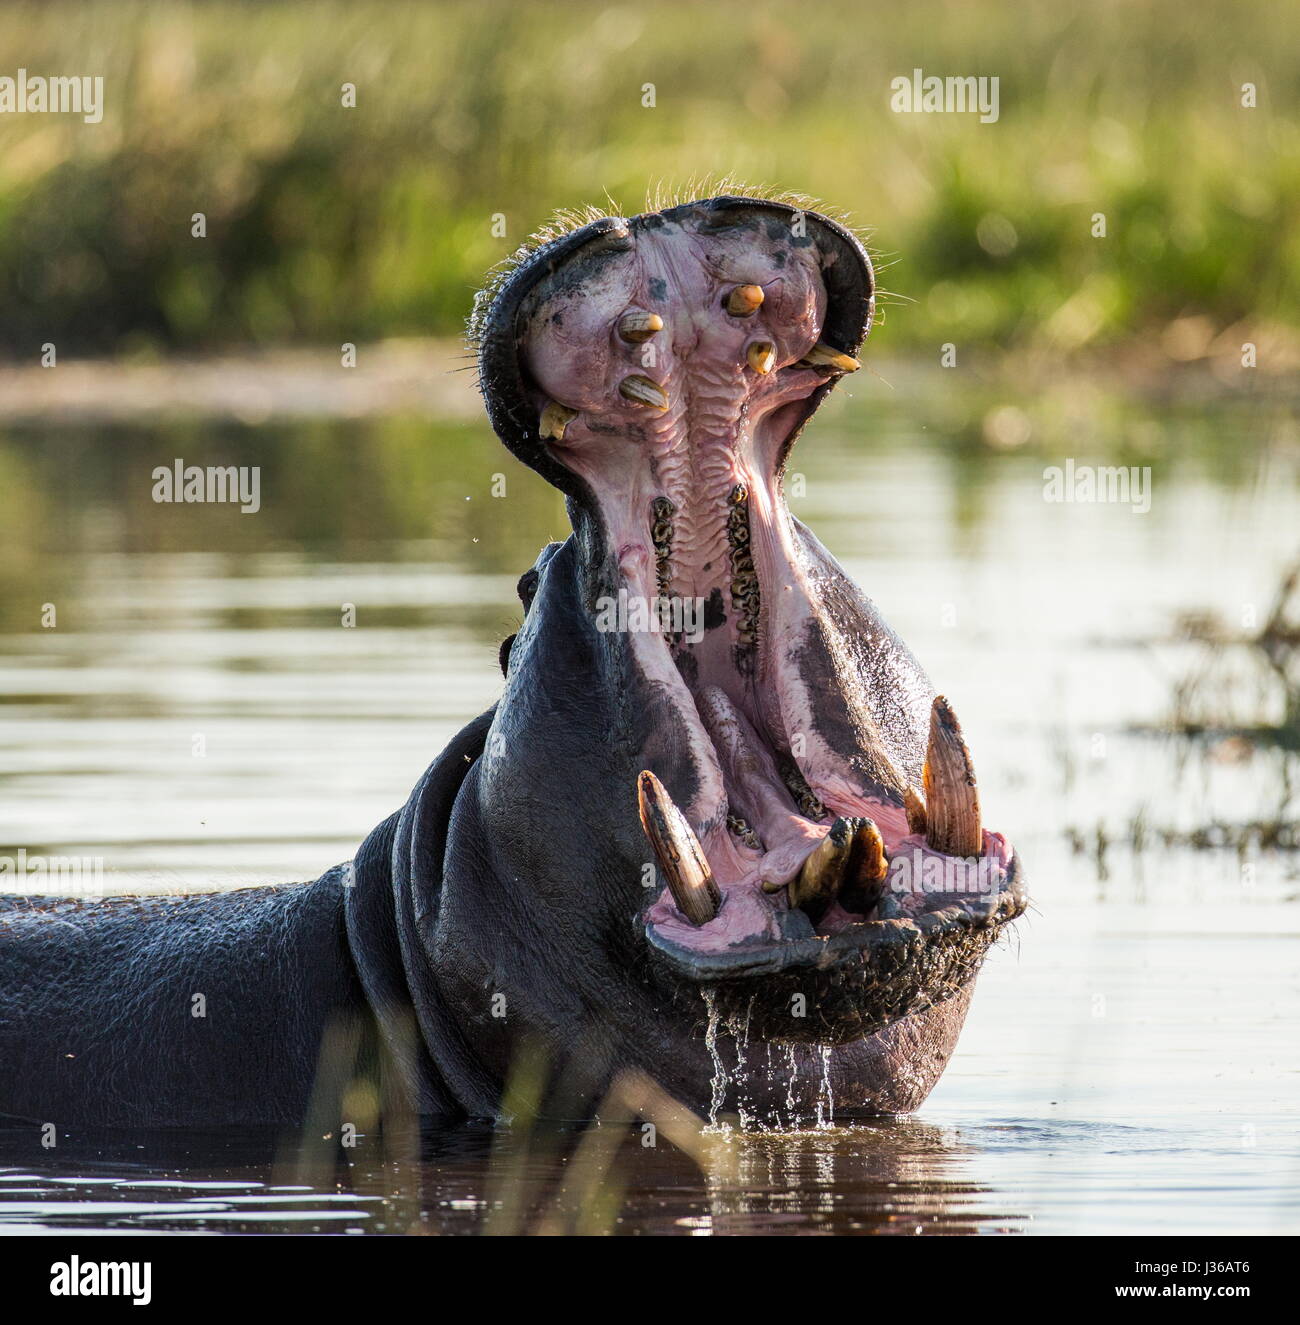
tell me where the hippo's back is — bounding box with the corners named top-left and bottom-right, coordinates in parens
top-left (0, 869), bottom-right (365, 1128)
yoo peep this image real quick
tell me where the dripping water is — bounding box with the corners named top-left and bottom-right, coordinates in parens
top-left (700, 988), bottom-right (729, 1130)
top-left (725, 1004), bottom-right (758, 1128)
top-left (784, 1045), bottom-right (799, 1124)
top-left (815, 1045), bottom-right (835, 1129)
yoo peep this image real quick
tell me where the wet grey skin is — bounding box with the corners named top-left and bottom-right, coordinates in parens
top-left (0, 195), bottom-right (1025, 1129)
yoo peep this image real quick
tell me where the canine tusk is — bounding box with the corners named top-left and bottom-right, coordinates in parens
top-left (637, 770), bottom-right (720, 926)
top-left (922, 696), bottom-right (982, 858)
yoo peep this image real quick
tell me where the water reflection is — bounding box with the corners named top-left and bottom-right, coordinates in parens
top-left (0, 1117), bottom-right (1024, 1236)
top-left (1, 373), bottom-right (1297, 1233)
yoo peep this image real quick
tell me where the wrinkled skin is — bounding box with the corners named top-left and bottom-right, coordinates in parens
top-left (0, 196), bottom-right (1022, 1129)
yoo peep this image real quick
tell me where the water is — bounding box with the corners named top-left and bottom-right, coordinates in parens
top-left (1, 364), bottom-right (1297, 1234)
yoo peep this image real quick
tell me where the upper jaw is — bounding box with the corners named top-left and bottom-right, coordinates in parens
top-left (470, 195), bottom-right (874, 507)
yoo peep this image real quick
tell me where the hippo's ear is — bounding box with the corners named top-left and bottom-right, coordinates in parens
top-left (501, 544), bottom-right (564, 674)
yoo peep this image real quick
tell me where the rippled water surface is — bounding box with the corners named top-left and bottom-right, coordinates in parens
top-left (1, 370), bottom-right (1297, 1233)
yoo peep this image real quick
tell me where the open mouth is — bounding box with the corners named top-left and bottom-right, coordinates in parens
top-left (480, 193), bottom-right (1025, 1041)
top-left (630, 684), bottom-right (1025, 1043)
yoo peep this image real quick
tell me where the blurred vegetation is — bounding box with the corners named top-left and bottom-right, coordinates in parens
top-left (0, 0), bottom-right (1296, 359)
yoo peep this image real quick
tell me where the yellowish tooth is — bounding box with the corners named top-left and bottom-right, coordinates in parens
top-left (726, 284), bottom-right (765, 317)
top-left (922, 696), bottom-right (983, 858)
top-left (840, 819), bottom-right (889, 915)
top-left (618, 311), bottom-right (664, 343)
top-left (539, 400), bottom-right (578, 441)
top-left (619, 375), bottom-right (670, 411)
top-left (746, 341), bottom-right (775, 375)
top-left (855, 819), bottom-right (889, 881)
top-left (799, 341), bottom-right (861, 373)
top-left (637, 770), bottom-right (720, 927)
top-left (787, 815), bottom-right (856, 918)
top-left (903, 784), bottom-right (927, 836)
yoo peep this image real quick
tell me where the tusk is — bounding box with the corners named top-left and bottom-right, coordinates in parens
top-left (619, 375), bottom-right (670, 411)
top-left (746, 341), bottom-right (775, 375)
top-left (798, 341), bottom-right (861, 373)
top-left (787, 815), bottom-right (857, 920)
top-left (922, 696), bottom-right (982, 857)
top-left (618, 311), bottom-right (664, 343)
top-left (539, 400), bottom-right (578, 441)
top-left (725, 284), bottom-right (765, 317)
top-left (637, 770), bottom-right (720, 926)
top-left (840, 819), bottom-right (889, 915)
top-left (903, 784), bottom-right (927, 836)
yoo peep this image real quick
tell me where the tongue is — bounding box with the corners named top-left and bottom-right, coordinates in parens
top-left (696, 688), bottom-right (802, 842)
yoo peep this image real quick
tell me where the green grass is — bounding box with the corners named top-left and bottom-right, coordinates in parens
top-left (0, 0), bottom-right (1296, 357)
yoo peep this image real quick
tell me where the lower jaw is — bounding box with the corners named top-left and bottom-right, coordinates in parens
top-left (578, 419), bottom-right (1024, 1006)
top-left (622, 506), bottom-right (1020, 980)
top-left (640, 859), bottom-right (1026, 1075)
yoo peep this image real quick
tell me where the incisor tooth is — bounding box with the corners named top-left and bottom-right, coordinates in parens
top-left (618, 311), bottom-right (664, 343)
top-left (922, 696), bottom-right (983, 858)
top-left (619, 375), bottom-right (670, 411)
top-left (746, 341), bottom-right (775, 375)
top-left (787, 816), bottom-right (856, 920)
top-left (840, 819), bottom-right (889, 915)
top-left (799, 341), bottom-right (861, 373)
top-left (538, 400), bottom-right (578, 441)
top-left (637, 770), bottom-right (720, 927)
top-left (726, 284), bottom-right (765, 317)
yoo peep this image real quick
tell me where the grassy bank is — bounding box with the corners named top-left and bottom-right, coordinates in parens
top-left (0, 0), bottom-right (1296, 357)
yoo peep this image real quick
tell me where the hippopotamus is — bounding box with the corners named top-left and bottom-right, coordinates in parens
top-left (0, 192), bottom-right (1024, 1131)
